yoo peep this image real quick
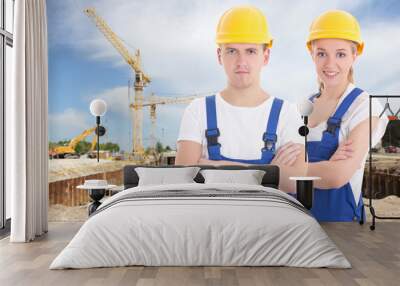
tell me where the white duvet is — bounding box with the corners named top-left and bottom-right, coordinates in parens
top-left (50, 183), bottom-right (351, 269)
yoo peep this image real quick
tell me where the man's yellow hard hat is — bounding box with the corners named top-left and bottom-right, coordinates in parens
top-left (307, 10), bottom-right (364, 55)
top-left (216, 5), bottom-right (273, 47)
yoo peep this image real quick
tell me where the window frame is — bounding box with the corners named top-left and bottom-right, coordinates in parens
top-left (0, 0), bottom-right (13, 233)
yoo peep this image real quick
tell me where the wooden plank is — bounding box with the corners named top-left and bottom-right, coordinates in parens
top-left (5, 212), bottom-right (400, 285)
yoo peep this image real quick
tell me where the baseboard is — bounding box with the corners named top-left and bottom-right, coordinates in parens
top-left (0, 218), bottom-right (11, 239)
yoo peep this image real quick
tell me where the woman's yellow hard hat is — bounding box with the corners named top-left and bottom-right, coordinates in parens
top-left (216, 5), bottom-right (273, 47)
top-left (307, 10), bottom-right (364, 55)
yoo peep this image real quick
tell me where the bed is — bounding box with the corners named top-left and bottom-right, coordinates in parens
top-left (50, 165), bottom-right (350, 269)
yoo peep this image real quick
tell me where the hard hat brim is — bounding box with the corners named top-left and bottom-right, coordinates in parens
top-left (306, 36), bottom-right (364, 55)
top-left (216, 35), bottom-right (273, 48)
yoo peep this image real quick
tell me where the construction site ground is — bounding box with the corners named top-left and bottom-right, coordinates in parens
top-left (49, 158), bottom-right (139, 183)
top-left (48, 156), bottom-right (400, 222)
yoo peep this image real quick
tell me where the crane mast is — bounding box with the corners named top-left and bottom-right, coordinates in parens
top-left (84, 7), bottom-right (149, 155)
top-left (84, 8), bottom-right (208, 157)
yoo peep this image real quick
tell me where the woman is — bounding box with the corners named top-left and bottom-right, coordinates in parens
top-left (304, 10), bottom-right (388, 222)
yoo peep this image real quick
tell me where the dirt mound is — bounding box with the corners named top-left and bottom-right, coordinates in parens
top-left (49, 158), bottom-right (137, 183)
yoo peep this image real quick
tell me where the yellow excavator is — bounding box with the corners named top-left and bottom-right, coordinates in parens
top-left (50, 127), bottom-right (98, 159)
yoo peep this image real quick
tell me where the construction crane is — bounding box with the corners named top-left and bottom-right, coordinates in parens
top-left (84, 7), bottom-right (150, 156)
top-left (50, 127), bottom-right (97, 159)
top-left (84, 8), bottom-right (207, 156)
top-left (134, 93), bottom-right (205, 148)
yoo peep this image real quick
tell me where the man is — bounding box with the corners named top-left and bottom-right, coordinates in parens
top-left (175, 5), bottom-right (305, 192)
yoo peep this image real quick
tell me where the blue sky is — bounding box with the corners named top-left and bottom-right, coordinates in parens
top-left (47, 0), bottom-right (400, 152)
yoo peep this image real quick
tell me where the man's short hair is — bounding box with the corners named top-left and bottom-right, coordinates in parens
top-left (218, 43), bottom-right (269, 51)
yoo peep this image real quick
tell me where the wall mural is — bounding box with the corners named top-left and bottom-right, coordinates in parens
top-left (46, 1), bottom-right (400, 220)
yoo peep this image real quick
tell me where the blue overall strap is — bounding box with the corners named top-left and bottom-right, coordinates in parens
top-left (262, 98), bottom-right (283, 156)
top-left (316, 87), bottom-right (364, 160)
top-left (327, 88), bottom-right (363, 131)
top-left (205, 95), bottom-right (222, 160)
top-left (326, 87), bottom-right (363, 135)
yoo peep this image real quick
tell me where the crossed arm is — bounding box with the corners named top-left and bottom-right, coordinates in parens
top-left (175, 141), bottom-right (246, 166)
top-left (176, 117), bottom-right (379, 192)
top-left (307, 117), bottom-right (379, 189)
top-left (175, 140), bottom-right (307, 193)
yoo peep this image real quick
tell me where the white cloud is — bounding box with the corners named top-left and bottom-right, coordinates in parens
top-left (48, 86), bottom-right (189, 150)
top-left (93, 86), bottom-right (131, 117)
top-left (48, 108), bottom-right (92, 141)
top-left (83, 85), bottom-right (189, 150)
top-left (358, 21), bottom-right (400, 93)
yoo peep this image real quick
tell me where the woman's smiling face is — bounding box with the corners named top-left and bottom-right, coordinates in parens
top-left (311, 38), bottom-right (357, 89)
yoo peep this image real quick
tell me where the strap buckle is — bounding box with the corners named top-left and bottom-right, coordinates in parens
top-left (262, 132), bottom-right (277, 151)
top-left (326, 118), bottom-right (341, 134)
top-left (205, 128), bottom-right (220, 146)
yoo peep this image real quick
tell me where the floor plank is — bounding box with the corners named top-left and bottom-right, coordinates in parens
top-left (0, 222), bottom-right (399, 286)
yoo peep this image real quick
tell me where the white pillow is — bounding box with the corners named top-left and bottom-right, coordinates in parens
top-left (200, 169), bottom-right (266, 185)
top-left (135, 167), bottom-right (200, 186)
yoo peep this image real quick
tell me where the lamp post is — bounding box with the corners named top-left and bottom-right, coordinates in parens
top-left (90, 99), bottom-right (107, 162)
top-left (293, 99), bottom-right (320, 210)
top-left (298, 99), bottom-right (314, 162)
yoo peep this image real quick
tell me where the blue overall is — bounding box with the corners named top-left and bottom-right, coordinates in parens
top-left (308, 87), bottom-right (365, 222)
top-left (205, 95), bottom-right (283, 164)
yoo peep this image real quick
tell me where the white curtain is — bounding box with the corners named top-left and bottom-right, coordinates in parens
top-left (8, 0), bottom-right (48, 242)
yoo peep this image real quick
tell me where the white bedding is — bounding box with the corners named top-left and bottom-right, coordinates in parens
top-left (50, 183), bottom-right (351, 269)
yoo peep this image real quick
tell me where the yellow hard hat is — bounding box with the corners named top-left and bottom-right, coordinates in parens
top-left (307, 10), bottom-right (364, 55)
top-left (216, 5), bottom-right (273, 47)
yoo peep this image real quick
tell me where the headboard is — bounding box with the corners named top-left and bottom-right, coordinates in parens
top-left (123, 164), bottom-right (280, 189)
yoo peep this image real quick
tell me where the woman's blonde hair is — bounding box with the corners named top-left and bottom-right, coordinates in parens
top-left (311, 41), bottom-right (357, 92)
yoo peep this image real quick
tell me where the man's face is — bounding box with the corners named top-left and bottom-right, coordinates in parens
top-left (218, 43), bottom-right (270, 89)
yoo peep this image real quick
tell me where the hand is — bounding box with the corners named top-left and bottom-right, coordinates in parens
top-left (330, 140), bottom-right (354, 161)
top-left (272, 142), bottom-right (302, 166)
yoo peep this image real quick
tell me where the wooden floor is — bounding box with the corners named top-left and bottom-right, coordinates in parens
top-left (0, 222), bottom-right (399, 286)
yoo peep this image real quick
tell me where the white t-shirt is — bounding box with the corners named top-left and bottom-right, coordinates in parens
top-left (307, 83), bottom-right (389, 204)
top-left (177, 93), bottom-right (304, 160)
